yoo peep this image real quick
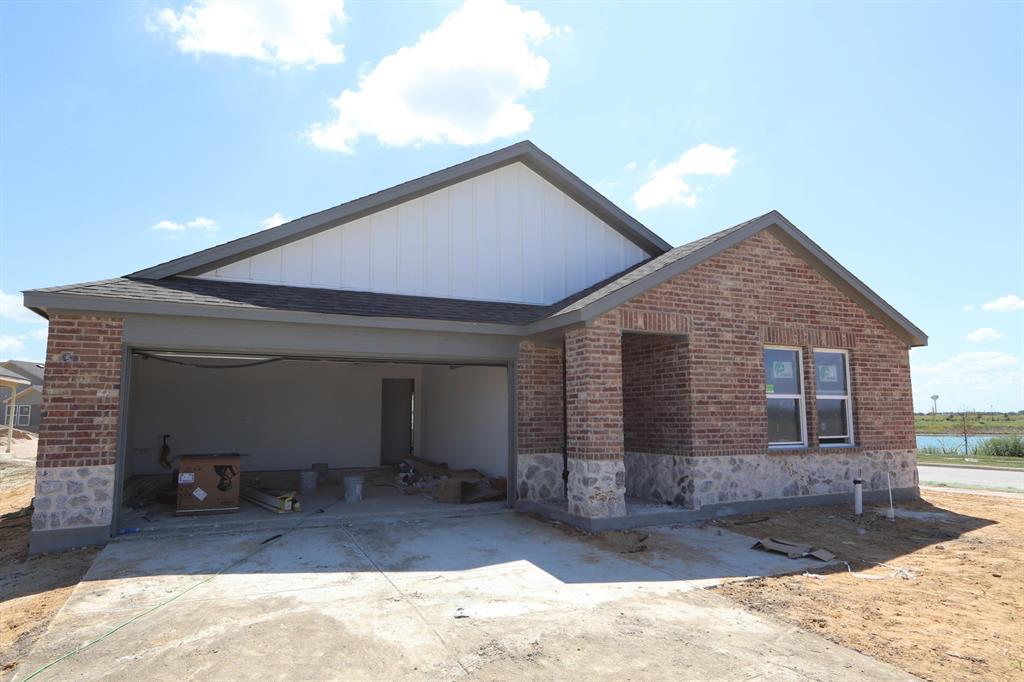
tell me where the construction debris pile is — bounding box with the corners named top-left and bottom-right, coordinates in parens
top-left (397, 455), bottom-right (506, 504)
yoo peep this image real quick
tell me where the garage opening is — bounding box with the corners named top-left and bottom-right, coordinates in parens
top-left (118, 350), bottom-right (510, 532)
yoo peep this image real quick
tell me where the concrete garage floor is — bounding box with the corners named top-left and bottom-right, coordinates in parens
top-left (13, 512), bottom-right (912, 681)
top-left (118, 482), bottom-right (507, 536)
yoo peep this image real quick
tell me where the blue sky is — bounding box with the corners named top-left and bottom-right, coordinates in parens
top-left (1, 0), bottom-right (1021, 412)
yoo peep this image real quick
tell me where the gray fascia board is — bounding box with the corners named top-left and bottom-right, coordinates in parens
top-left (528, 211), bottom-right (928, 347)
top-left (130, 141), bottom-right (669, 280)
top-left (23, 291), bottom-right (528, 337)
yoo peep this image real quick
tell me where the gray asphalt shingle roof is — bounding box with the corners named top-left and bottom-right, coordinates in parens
top-left (0, 366), bottom-right (31, 385)
top-left (2, 360), bottom-right (45, 385)
top-left (23, 210), bottom-right (926, 346)
top-left (30, 276), bottom-right (556, 325)
top-left (24, 218), bottom-right (759, 327)
top-left (546, 215), bottom-right (761, 318)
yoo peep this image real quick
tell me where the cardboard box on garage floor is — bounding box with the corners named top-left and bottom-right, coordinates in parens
top-left (176, 454), bottom-right (241, 514)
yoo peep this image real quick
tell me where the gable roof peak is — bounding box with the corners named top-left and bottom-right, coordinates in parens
top-left (129, 140), bottom-right (671, 281)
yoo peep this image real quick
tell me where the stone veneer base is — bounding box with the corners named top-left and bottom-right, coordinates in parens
top-left (32, 464), bottom-right (115, 533)
top-left (567, 458), bottom-right (627, 518)
top-left (517, 452), bottom-right (565, 501)
top-left (625, 449), bottom-right (918, 509)
top-left (518, 486), bottom-right (920, 532)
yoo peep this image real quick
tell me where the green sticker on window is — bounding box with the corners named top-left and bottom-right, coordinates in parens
top-left (772, 361), bottom-right (794, 379)
top-left (766, 383), bottom-right (775, 394)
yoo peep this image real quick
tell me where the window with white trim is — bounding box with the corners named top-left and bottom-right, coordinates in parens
top-left (814, 349), bottom-right (854, 445)
top-left (764, 346), bottom-right (806, 447)
top-left (3, 404), bottom-right (30, 426)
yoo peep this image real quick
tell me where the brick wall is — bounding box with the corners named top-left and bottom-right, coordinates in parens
top-left (37, 315), bottom-right (124, 468)
top-left (610, 230), bottom-right (915, 455)
top-left (564, 319), bottom-right (624, 461)
top-left (622, 333), bottom-right (691, 455)
top-left (515, 341), bottom-right (564, 454)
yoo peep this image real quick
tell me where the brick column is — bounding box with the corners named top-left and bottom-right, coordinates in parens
top-left (515, 341), bottom-right (565, 501)
top-left (30, 314), bottom-right (124, 554)
top-left (564, 319), bottom-right (626, 518)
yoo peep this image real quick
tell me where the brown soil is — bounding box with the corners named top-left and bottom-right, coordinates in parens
top-left (714, 489), bottom-right (1024, 682)
top-left (1, 478), bottom-right (99, 674)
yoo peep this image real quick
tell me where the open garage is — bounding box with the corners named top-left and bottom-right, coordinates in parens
top-left (117, 349), bottom-right (511, 532)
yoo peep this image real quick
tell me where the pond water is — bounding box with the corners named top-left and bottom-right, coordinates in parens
top-left (916, 434), bottom-right (997, 450)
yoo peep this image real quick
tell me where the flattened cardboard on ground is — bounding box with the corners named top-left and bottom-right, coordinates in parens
top-left (438, 479), bottom-right (466, 503)
top-left (462, 483), bottom-right (505, 503)
top-left (752, 537), bottom-right (835, 562)
top-left (176, 454), bottom-right (240, 515)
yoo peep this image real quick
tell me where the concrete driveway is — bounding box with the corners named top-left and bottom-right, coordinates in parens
top-left (12, 511), bottom-right (911, 681)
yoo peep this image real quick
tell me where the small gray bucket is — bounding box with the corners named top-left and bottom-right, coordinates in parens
top-left (344, 475), bottom-right (364, 501)
top-left (299, 470), bottom-right (318, 497)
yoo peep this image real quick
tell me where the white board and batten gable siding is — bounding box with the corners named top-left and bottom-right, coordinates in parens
top-left (197, 163), bottom-right (651, 306)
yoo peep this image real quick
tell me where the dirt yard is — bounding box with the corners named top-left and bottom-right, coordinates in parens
top-left (0, 435), bottom-right (100, 674)
top-left (715, 489), bottom-right (1024, 682)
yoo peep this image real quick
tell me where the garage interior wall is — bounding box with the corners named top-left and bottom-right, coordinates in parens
top-left (419, 364), bottom-right (509, 477)
top-left (126, 356), bottom-right (508, 479)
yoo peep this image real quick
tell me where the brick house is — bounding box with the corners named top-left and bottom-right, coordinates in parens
top-left (23, 142), bottom-right (925, 552)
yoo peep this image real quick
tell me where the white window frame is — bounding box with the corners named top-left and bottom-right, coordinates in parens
top-left (814, 348), bottom-right (855, 446)
top-left (765, 345), bottom-right (807, 448)
top-left (15, 404), bottom-right (30, 427)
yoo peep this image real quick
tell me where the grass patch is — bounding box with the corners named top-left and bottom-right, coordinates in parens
top-left (916, 452), bottom-right (1024, 469)
top-left (914, 411), bottom-right (1024, 434)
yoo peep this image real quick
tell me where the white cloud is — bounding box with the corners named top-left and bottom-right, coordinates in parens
top-left (0, 290), bottom-right (43, 324)
top-left (913, 351), bottom-right (1023, 411)
top-left (308, 0), bottom-right (557, 153)
top-left (624, 161), bottom-right (637, 172)
top-left (981, 294), bottom-right (1024, 312)
top-left (633, 143), bottom-right (738, 210)
top-left (966, 327), bottom-right (1005, 343)
top-left (153, 0), bottom-right (346, 68)
top-left (961, 304), bottom-right (974, 312)
top-left (0, 327), bottom-right (48, 360)
top-left (261, 212), bottom-right (289, 229)
top-left (151, 217), bottom-right (220, 235)
top-left (0, 335), bottom-right (25, 356)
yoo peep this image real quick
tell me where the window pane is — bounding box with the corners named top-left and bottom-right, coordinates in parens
top-left (764, 349), bottom-right (801, 395)
top-left (814, 351), bottom-right (847, 395)
top-left (818, 399), bottom-right (848, 439)
top-left (767, 398), bottom-right (802, 444)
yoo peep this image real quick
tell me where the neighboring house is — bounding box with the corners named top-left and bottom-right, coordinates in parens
top-left (0, 360), bottom-right (45, 432)
top-left (22, 141), bottom-right (926, 553)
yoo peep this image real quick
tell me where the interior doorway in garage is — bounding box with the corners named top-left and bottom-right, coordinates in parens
top-left (117, 350), bottom-right (510, 533)
top-left (381, 378), bottom-right (414, 465)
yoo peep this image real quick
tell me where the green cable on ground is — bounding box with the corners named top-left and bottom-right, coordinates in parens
top-left (19, 502), bottom-right (338, 682)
